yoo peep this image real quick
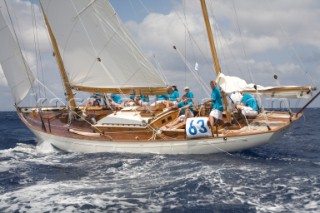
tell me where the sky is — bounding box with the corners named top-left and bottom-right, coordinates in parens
top-left (0, 0), bottom-right (319, 111)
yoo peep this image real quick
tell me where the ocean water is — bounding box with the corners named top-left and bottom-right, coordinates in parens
top-left (0, 109), bottom-right (319, 212)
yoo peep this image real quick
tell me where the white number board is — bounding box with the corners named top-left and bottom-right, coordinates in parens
top-left (186, 117), bottom-right (212, 139)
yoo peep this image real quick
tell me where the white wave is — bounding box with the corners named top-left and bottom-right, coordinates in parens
top-left (36, 140), bottom-right (56, 154)
top-left (0, 178), bottom-right (165, 212)
top-left (0, 161), bottom-right (12, 172)
top-left (0, 144), bottom-right (319, 212)
top-left (304, 201), bottom-right (319, 211)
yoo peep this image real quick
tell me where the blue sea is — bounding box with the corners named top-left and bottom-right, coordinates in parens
top-left (0, 109), bottom-right (319, 212)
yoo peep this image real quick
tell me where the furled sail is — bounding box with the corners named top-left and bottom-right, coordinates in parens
top-left (40, 0), bottom-right (167, 94)
top-left (0, 11), bottom-right (35, 104)
top-left (216, 73), bottom-right (315, 99)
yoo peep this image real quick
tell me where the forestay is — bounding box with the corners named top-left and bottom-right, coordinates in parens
top-left (0, 10), bottom-right (35, 104)
top-left (216, 73), bottom-right (314, 99)
top-left (40, 0), bottom-right (167, 92)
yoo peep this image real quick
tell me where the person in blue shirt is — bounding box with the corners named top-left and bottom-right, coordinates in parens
top-left (124, 94), bottom-right (137, 106)
top-left (151, 93), bottom-right (168, 107)
top-left (166, 86), bottom-right (180, 108)
top-left (204, 81), bottom-right (224, 129)
top-left (184, 86), bottom-right (195, 105)
top-left (165, 95), bottom-right (194, 129)
top-left (155, 94), bottom-right (169, 104)
top-left (172, 84), bottom-right (179, 94)
top-left (140, 95), bottom-right (150, 106)
top-left (110, 94), bottom-right (122, 104)
top-left (237, 93), bottom-right (259, 117)
top-left (140, 95), bottom-right (149, 103)
top-left (153, 86), bottom-right (178, 109)
top-left (124, 95), bottom-right (150, 107)
top-left (171, 85), bottom-right (180, 100)
top-left (108, 93), bottom-right (124, 109)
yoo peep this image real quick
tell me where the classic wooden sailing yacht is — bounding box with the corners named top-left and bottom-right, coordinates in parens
top-left (0, 0), bottom-right (318, 154)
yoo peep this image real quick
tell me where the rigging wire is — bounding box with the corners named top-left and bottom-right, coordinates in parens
top-left (230, 0), bottom-right (255, 83)
top-left (171, 6), bottom-right (220, 93)
top-left (207, 0), bottom-right (247, 79)
top-left (183, 0), bottom-right (187, 86)
top-left (174, 46), bottom-right (211, 96)
top-left (35, 79), bottom-right (65, 106)
top-left (152, 54), bottom-right (169, 84)
top-left (173, 11), bottom-right (213, 67)
top-left (128, 0), bottom-right (139, 20)
top-left (128, 0), bottom-right (170, 85)
top-left (182, 0), bottom-right (202, 87)
top-left (208, 0), bottom-right (230, 75)
top-left (138, 0), bottom-right (150, 14)
top-left (29, 1), bottom-right (41, 100)
top-left (30, 0), bottom-right (47, 101)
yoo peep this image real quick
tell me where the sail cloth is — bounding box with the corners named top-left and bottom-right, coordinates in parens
top-left (0, 11), bottom-right (35, 104)
top-left (216, 73), bottom-right (314, 99)
top-left (40, 0), bottom-right (167, 94)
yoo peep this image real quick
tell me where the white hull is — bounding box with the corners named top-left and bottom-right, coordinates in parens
top-left (29, 127), bottom-right (288, 154)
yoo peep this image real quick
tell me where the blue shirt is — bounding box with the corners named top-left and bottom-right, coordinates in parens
top-left (185, 91), bottom-right (194, 102)
top-left (178, 100), bottom-right (194, 115)
top-left (111, 94), bottom-right (123, 104)
top-left (140, 95), bottom-right (149, 102)
top-left (157, 94), bottom-right (169, 101)
top-left (129, 95), bottom-right (148, 102)
top-left (211, 86), bottom-right (224, 112)
top-left (241, 93), bottom-right (259, 111)
top-left (169, 90), bottom-right (180, 101)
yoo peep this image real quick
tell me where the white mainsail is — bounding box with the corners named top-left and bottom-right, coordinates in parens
top-left (0, 10), bottom-right (35, 105)
top-left (216, 73), bottom-right (314, 99)
top-left (40, 0), bottom-right (167, 91)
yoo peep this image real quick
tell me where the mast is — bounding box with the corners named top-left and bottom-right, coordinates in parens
top-left (40, 4), bottom-right (76, 110)
top-left (200, 0), bottom-right (231, 121)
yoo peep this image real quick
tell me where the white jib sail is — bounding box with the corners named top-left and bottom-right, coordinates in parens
top-left (216, 73), bottom-right (313, 99)
top-left (40, 0), bottom-right (167, 90)
top-left (0, 10), bottom-right (35, 105)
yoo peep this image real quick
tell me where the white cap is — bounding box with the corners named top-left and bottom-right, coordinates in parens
top-left (184, 86), bottom-right (189, 90)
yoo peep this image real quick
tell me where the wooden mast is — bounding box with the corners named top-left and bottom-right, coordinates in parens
top-left (40, 4), bottom-right (76, 110)
top-left (200, 0), bottom-right (231, 121)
